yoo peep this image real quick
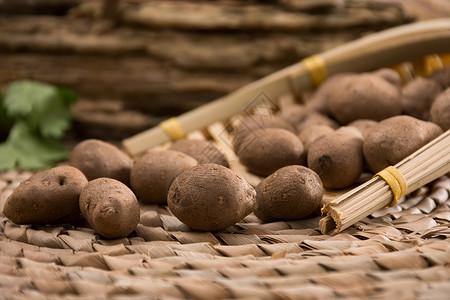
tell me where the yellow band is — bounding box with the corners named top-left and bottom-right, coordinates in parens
top-left (374, 166), bottom-right (408, 207)
top-left (302, 54), bottom-right (328, 87)
top-left (159, 117), bottom-right (185, 141)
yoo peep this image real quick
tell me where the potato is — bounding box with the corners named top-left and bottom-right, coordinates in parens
top-left (3, 166), bottom-right (88, 225)
top-left (307, 132), bottom-right (364, 189)
top-left (305, 73), bottom-right (354, 115)
top-left (371, 68), bottom-right (402, 87)
top-left (298, 124), bottom-right (334, 153)
top-left (430, 88), bottom-right (450, 131)
top-left (168, 163), bottom-right (255, 231)
top-left (237, 128), bottom-right (305, 177)
top-left (428, 66), bottom-right (450, 89)
top-left (401, 77), bottom-right (442, 120)
top-left (79, 178), bottom-right (140, 239)
top-left (327, 74), bottom-right (402, 124)
top-left (69, 139), bottom-right (133, 186)
top-left (295, 111), bottom-right (339, 133)
top-left (363, 115), bottom-right (443, 173)
top-left (169, 139), bottom-right (229, 167)
top-left (254, 165), bottom-right (323, 222)
top-left (278, 104), bottom-right (310, 128)
top-left (130, 150), bottom-right (197, 204)
top-left (348, 119), bottom-right (378, 139)
top-left (232, 114), bottom-right (294, 153)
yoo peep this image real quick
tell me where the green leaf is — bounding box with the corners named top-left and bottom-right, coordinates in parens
top-left (0, 121), bottom-right (70, 171)
top-left (4, 80), bottom-right (57, 118)
top-left (0, 143), bottom-right (17, 171)
top-left (0, 97), bottom-right (13, 131)
top-left (4, 80), bottom-right (75, 139)
top-left (57, 87), bottom-right (77, 105)
top-left (26, 95), bottom-right (73, 138)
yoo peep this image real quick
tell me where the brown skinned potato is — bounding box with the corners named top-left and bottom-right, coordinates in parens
top-left (363, 115), bottom-right (443, 173)
top-left (167, 163), bottom-right (256, 231)
top-left (69, 139), bottom-right (133, 186)
top-left (130, 150), bottom-right (198, 204)
top-left (232, 114), bottom-right (295, 153)
top-left (3, 166), bottom-right (88, 225)
top-left (169, 139), bottom-right (229, 167)
top-left (348, 119), bottom-right (378, 139)
top-left (79, 177), bottom-right (140, 239)
top-left (254, 165), bottom-right (323, 222)
top-left (307, 132), bottom-right (364, 189)
top-left (327, 74), bottom-right (402, 124)
top-left (401, 77), bottom-right (442, 120)
top-left (430, 88), bottom-right (450, 131)
top-left (298, 125), bottom-right (334, 153)
top-left (237, 128), bottom-right (305, 177)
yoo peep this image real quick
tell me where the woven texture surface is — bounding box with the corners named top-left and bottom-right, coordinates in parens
top-left (1, 168), bottom-right (449, 299)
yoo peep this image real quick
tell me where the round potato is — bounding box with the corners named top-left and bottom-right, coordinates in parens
top-left (254, 165), bottom-right (323, 222)
top-left (430, 88), bottom-right (450, 131)
top-left (327, 74), bottom-right (402, 124)
top-left (363, 115), bottom-right (443, 173)
top-left (130, 150), bottom-right (197, 204)
top-left (232, 114), bottom-right (294, 153)
top-left (3, 166), bottom-right (88, 225)
top-left (168, 163), bottom-right (256, 231)
top-left (307, 132), bottom-right (364, 189)
top-left (298, 124), bottom-right (334, 153)
top-left (79, 177), bottom-right (140, 239)
top-left (401, 77), bottom-right (442, 120)
top-left (69, 139), bottom-right (133, 186)
top-left (348, 119), bottom-right (378, 139)
top-left (169, 139), bottom-right (229, 167)
top-left (237, 128), bottom-right (305, 177)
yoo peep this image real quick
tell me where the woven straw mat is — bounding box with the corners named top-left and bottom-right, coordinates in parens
top-left (0, 169), bottom-right (449, 299)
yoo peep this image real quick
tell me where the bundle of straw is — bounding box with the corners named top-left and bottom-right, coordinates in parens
top-left (122, 19), bottom-right (450, 157)
top-left (320, 129), bottom-right (450, 235)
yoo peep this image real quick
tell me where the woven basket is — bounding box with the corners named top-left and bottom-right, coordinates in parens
top-left (1, 20), bottom-right (450, 299)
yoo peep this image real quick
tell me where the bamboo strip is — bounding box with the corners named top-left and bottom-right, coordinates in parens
top-left (321, 129), bottom-right (450, 235)
top-left (123, 19), bottom-right (450, 156)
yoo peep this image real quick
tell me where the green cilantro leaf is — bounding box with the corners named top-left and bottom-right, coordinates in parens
top-left (3, 80), bottom-right (76, 139)
top-left (0, 80), bottom-right (76, 171)
top-left (0, 121), bottom-right (70, 171)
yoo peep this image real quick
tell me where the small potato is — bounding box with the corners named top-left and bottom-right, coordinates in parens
top-left (371, 68), bottom-right (402, 88)
top-left (168, 163), bottom-right (256, 231)
top-left (169, 139), bottom-right (229, 167)
top-left (401, 77), bottom-right (442, 120)
top-left (327, 74), bottom-right (402, 124)
top-left (298, 125), bottom-right (334, 153)
top-left (130, 150), bottom-right (197, 204)
top-left (428, 66), bottom-right (450, 89)
top-left (3, 166), bottom-right (88, 225)
top-left (305, 73), bottom-right (354, 115)
top-left (363, 115), bottom-right (443, 173)
top-left (295, 111), bottom-right (339, 133)
top-left (430, 88), bottom-right (450, 131)
top-left (254, 165), bottom-right (323, 222)
top-left (278, 104), bottom-right (310, 128)
top-left (348, 119), bottom-right (378, 139)
top-left (69, 139), bottom-right (133, 186)
top-left (79, 178), bottom-right (140, 239)
top-left (307, 132), bottom-right (364, 189)
top-left (237, 128), bottom-right (305, 177)
top-left (232, 114), bottom-right (294, 153)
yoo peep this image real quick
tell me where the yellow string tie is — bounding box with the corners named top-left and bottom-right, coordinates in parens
top-left (374, 166), bottom-right (408, 207)
top-left (302, 54), bottom-right (328, 87)
top-left (159, 117), bottom-right (185, 141)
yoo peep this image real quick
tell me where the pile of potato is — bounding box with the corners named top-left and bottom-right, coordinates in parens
top-left (3, 66), bottom-right (449, 237)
